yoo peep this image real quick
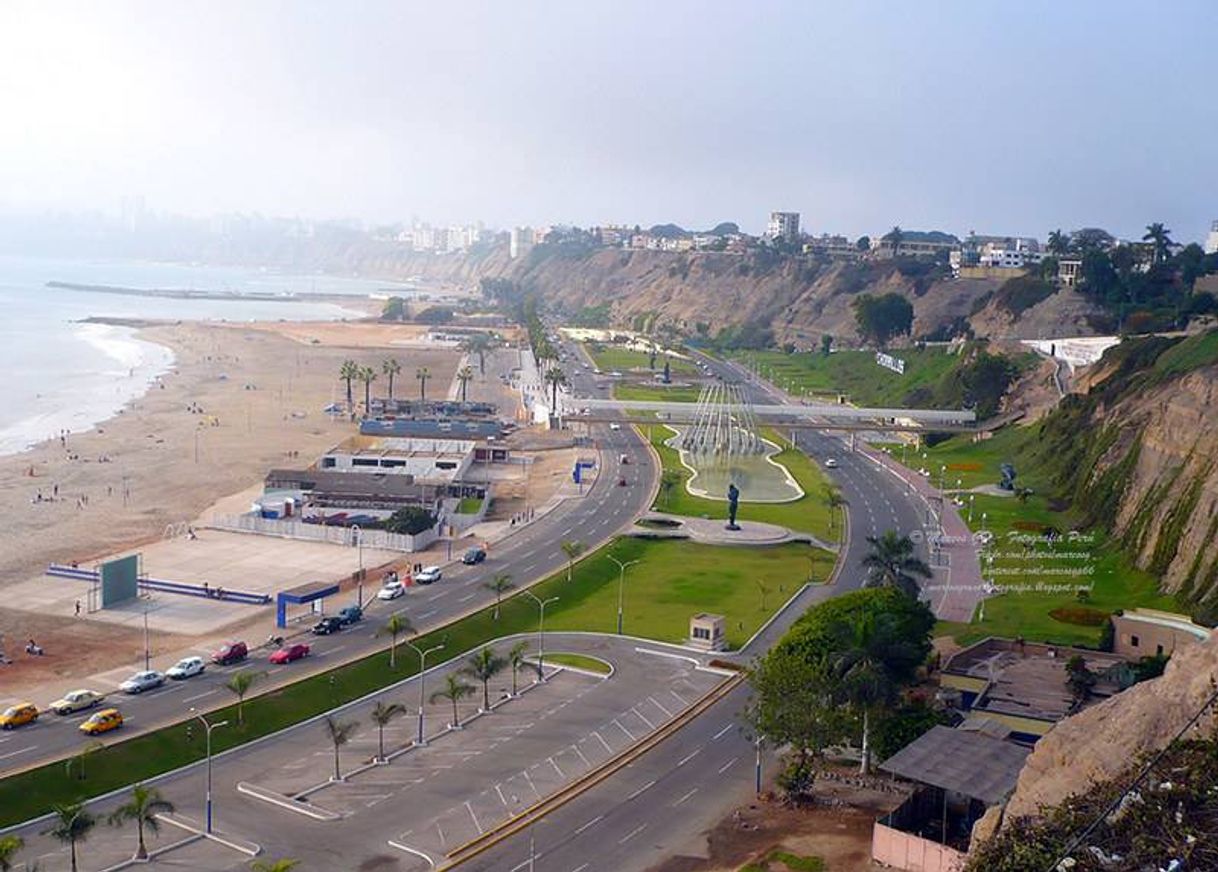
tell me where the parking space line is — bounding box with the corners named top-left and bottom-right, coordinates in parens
top-left (522, 769), bottom-right (541, 799)
top-left (612, 719), bottom-right (635, 740)
top-left (465, 801), bottom-right (483, 834)
top-left (495, 784), bottom-right (508, 807)
top-left (549, 757), bottom-right (564, 779)
top-left (591, 731), bottom-right (613, 754)
top-left (631, 707), bottom-right (654, 730)
top-left (648, 695), bottom-right (672, 718)
top-left (573, 744), bottom-right (591, 767)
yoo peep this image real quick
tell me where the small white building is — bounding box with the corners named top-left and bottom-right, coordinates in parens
top-left (320, 436), bottom-right (477, 484)
top-left (1205, 220), bottom-right (1218, 255)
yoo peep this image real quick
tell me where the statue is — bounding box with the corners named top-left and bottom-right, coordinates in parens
top-left (999, 463), bottom-right (1017, 491)
top-left (726, 482), bottom-right (741, 530)
top-left (662, 359), bottom-right (671, 384)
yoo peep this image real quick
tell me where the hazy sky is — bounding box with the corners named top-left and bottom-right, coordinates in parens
top-left (2, 1), bottom-right (1216, 240)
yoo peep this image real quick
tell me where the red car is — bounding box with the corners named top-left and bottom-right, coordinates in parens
top-left (269, 643), bottom-right (310, 664)
top-left (212, 641), bottom-right (248, 665)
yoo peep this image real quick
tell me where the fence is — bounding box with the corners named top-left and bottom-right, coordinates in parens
top-left (204, 514), bottom-right (436, 553)
top-left (46, 564), bottom-right (271, 606)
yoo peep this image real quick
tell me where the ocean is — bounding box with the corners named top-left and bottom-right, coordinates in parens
top-left (0, 254), bottom-right (409, 457)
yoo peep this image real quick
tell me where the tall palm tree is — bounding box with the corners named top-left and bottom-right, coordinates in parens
top-left (358, 366), bottom-right (377, 414)
top-left (44, 802), bottom-right (96, 872)
top-left (464, 647), bottom-right (508, 712)
top-left (861, 530), bottom-right (932, 599)
top-left (560, 540), bottom-right (586, 582)
top-left (823, 486), bottom-right (847, 535)
top-left (883, 225), bottom-right (903, 256)
top-left (416, 367), bottom-right (430, 401)
top-left (109, 783), bottom-right (174, 860)
top-left (369, 701), bottom-right (407, 762)
top-left (484, 573), bottom-right (514, 620)
top-left (324, 716), bottom-right (359, 782)
top-left (462, 333), bottom-right (492, 375)
top-left (430, 673), bottom-right (475, 728)
top-left (508, 641), bottom-right (529, 696)
top-left (382, 358), bottom-right (401, 401)
top-left (339, 359), bottom-right (359, 411)
top-left (225, 670), bottom-right (262, 725)
top-left (250, 859), bottom-right (300, 872)
top-left (544, 367), bottom-right (568, 411)
top-left (456, 365), bottom-right (475, 403)
top-left (1046, 228), bottom-right (1071, 256)
top-left (377, 613), bottom-right (414, 669)
top-left (0, 835), bottom-right (24, 872)
top-left (1142, 222), bottom-right (1173, 264)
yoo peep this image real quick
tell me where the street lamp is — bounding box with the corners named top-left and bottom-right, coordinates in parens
top-left (521, 590), bottom-right (559, 680)
top-left (968, 494), bottom-right (976, 524)
top-left (190, 708), bottom-right (228, 834)
top-left (606, 555), bottom-right (640, 635)
top-left (403, 639), bottom-right (445, 746)
top-left (143, 602), bottom-right (151, 671)
top-left (351, 525), bottom-right (364, 609)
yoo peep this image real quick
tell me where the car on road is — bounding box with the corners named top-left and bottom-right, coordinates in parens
top-left (270, 643), bottom-right (310, 664)
top-left (120, 671), bottom-right (166, 694)
top-left (824, 458), bottom-right (839, 468)
top-left (462, 547), bottom-right (486, 565)
top-left (0, 702), bottom-right (39, 730)
top-left (414, 565), bottom-right (442, 584)
top-left (338, 605), bottom-right (363, 625)
top-left (608, 422), bottom-right (621, 431)
top-left (49, 689), bottom-right (104, 715)
top-left (312, 616), bottom-right (344, 635)
top-left (166, 656), bottom-right (206, 680)
top-left (79, 708), bottom-right (123, 735)
top-left (211, 641), bottom-right (248, 665)
top-left (377, 580), bottom-right (405, 600)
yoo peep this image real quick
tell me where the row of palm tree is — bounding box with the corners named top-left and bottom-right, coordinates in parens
top-left (1046, 223), bottom-right (1174, 263)
top-left (36, 783), bottom-right (174, 870)
top-left (338, 358), bottom-right (439, 412)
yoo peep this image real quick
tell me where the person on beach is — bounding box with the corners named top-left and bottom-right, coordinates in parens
top-left (75, 600), bottom-right (81, 617)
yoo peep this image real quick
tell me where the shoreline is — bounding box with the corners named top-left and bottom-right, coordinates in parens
top-left (47, 280), bottom-right (384, 308)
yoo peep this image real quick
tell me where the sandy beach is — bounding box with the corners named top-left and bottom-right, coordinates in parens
top-left (0, 319), bottom-right (458, 684)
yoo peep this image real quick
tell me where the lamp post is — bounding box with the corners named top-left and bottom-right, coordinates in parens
top-left (968, 494), bottom-right (976, 525)
top-left (190, 708), bottom-right (228, 834)
top-left (350, 525), bottom-right (364, 609)
top-left (404, 639), bottom-right (445, 745)
top-left (143, 602), bottom-right (151, 671)
top-left (521, 590), bottom-right (559, 680)
top-left (755, 735), bottom-right (764, 795)
top-left (606, 555), bottom-right (640, 636)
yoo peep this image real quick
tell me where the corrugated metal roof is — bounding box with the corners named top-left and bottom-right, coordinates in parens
top-left (879, 726), bottom-right (1030, 805)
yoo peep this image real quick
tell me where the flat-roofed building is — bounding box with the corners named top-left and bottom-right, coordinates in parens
top-left (1111, 608), bottom-right (1211, 659)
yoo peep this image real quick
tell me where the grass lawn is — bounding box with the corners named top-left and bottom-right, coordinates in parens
top-left (613, 382), bottom-right (703, 403)
top-left (735, 347), bottom-right (964, 405)
top-left (456, 496), bottom-right (484, 514)
top-left (878, 426), bottom-right (1043, 492)
top-left (646, 424), bottom-right (839, 543)
top-left (740, 850), bottom-right (825, 872)
top-left (542, 653), bottom-right (612, 675)
top-left (586, 344), bottom-right (699, 375)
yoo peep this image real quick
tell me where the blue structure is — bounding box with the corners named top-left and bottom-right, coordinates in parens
top-left (573, 459), bottom-right (597, 484)
top-left (276, 580), bottom-right (340, 628)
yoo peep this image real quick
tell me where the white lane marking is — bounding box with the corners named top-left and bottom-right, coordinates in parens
top-left (712, 723), bottom-right (733, 740)
top-left (457, 593), bottom-right (475, 604)
top-left (674, 787), bottom-right (699, 806)
top-left (626, 780), bottom-right (655, 801)
top-left (631, 707), bottom-right (655, 730)
top-left (550, 757), bottom-right (565, 779)
top-left (0, 745), bottom-right (37, 760)
top-left (574, 815), bottom-right (603, 836)
top-left (619, 823), bottom-right (647, 844)
top-left (678, 747), bottom-right (702, 766)
top-left (418, 610), bottom-right (438, 620)
top-left (648, 696), bottom-right (672, 718)
top-left (613, 719), bottom-right (635, 741)
top-left (183, 689), bottom-right (217, 704)
top-left (717, 756), bottom-right (739, 774)
top-left (495, 784), bottom-right (508, 807)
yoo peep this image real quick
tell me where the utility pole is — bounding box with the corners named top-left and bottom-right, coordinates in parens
top-left (143, 603), bottom-right (151, 671)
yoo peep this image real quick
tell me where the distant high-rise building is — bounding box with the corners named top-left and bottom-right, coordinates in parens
top-left (1205, 220), bottom-right (1218, 255)
top-left (509, 226), bottom-right (534, 259)
top-left (767, 211), bottom-right (800, 240)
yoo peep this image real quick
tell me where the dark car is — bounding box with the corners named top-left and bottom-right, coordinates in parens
top-left (337, 605), bottom-right (363, 626)
top-left (270, 643), bottom-right (310, 664)
top-left (312, 616), bottom-right (344, 636)
top-left (462, 548), bottom-right (486, 565)
top-left (211, 641), bottom-right (248, 666)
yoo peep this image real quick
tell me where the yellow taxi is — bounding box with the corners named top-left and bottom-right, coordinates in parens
top-left (0, 702), bottom-right (39, 729)
top-left (79, 708), bottom-right (123, 736)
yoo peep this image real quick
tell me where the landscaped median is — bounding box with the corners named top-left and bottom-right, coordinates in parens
top-left (0, 536), bottom-right (826, 828)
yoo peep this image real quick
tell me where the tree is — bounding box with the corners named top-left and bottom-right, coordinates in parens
top-left (250, 859), bottom-right (300, 872)
top-left (324, 716), bottom-right (359, 781)
top-left (431, 673), bottom-right (475, 728)
top-left (456, 365), bottom-right (474, 403)
top-left (882, 225), bottom-right (903, 256)
top-left (44, 802), bottom-right (96, 872)
top-left (381, 296), bottom-right (406, 321)
top-left (484, 573), bottom-right (514, 620)
top-left (339, 359), bottom-right (359, 410)
top-left (369, 701), bottom-right (406, 762)
top-left (544, 366), bottom-right (568, 411)
top-left (225, 670), bottom-right (262, 725)
top-left (1065, 654), bottom-right (1097, 709)
top-left (560, 540), bottom-right (586, 581)
top-left (464, 647), bottom-right (508, 712)
top-left (820, 334), bottom-right (833, 356)
top-left (382, 358), bottom-right (401, 400)
top-left (1039, 255), bottom-right (1059, 282)
top-left (65, 739), bottom-right (105, 781)
top-left (462, 333), bottom-right (492, 375)
top-left (861, 530), bottom-right (933, 599)
top-left (0, 835), bottom-right (24, 872)
top-left (508, 640), bottom-right (529, 696)
top-left (1143, 222), bottom-right (1174, 264)
top-left (658, 469), bottom-right (681, 508)
top-left (377, 613), bottom-right (414, 668)
top-left (823, 486), bottom-right (847, 535)
top-left (358, 365), bottom-right (377, 414)
top-left (1046, 228), bottom-right (1071, 256)
top-left (416, 366), bottom-right (430, 401)
top-left (109, 783), bottom-right (174, 860)
top-left (855, 236), bottom-right (871, 252)
top-left (852, 293), bottom-right (913, 347)
top-left (383, 506), bottom-right (437, 536)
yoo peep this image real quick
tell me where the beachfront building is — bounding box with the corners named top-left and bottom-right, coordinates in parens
top-left (767, 211), bottom-right (800, 241)
top-left (1205, 220), bottom-right (1218, 255)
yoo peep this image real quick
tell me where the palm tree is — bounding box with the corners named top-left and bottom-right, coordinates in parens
top-left (109, 783), bottom-right (174, 860)
top-left (44, 802), bottom-right (96, 872)
top-left (66, 739), bottom-right (105, 781)
top-left (382, 358), bottom-right (401, 401)
top-left (823, 486), bottom-right (847, 535)
top-left (431, 673), bottom-right (475, 728)
top-left (861, 530), bottom-right (933, 599)
top-left (1047, 228), bottom-right (1071, 256)
top-left (883, 225), bottom-right (903, 256)
top-left (358, 366), bottom-right (377, 414)
top-left (249, 859), bottom-right (300, 872)
top-left (484, 573), bottom-right (514, 620)
top-left (508, 641), bottom-right (529, 696)
top-left (560, 540), bottom-right (586, 582)
top-left (0, 835), bottom-right (24, 872)
top-left (544, 366), bottom-right (567, 411)
top-left (324, 716), bottom-right (359, 782)
top-left (1142, 222), bottom-right (1173, 264)
top-left (377, 613), bottom-right (414, 669)
top-left (225, 669), bottom-right (262, 725)
top-left (462, 333), bottom-right (492, 375)
top-left (339, 359), bottom-right (359, 411)
top-left (464, 647), bottom-right (508, 712)
top-left (416, 367), bottom-right (430, 401)
top-left (369, 701), bottom-right (407, 762)
top-left (456, 365), bottom-right (475, 403)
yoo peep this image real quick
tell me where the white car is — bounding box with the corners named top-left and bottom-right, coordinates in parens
top-left (414, 566), bottom-right (442, 584)
top-left (608, 422), bottom-right (621, 431)
top-left (166, 657), bottom-right (205, 680)
top-left (824, 458), bottom-right (838, 468)
top-left (377, 580), bottom-right (406, 600)
top-left (120, 670), bottom-right (165, 694)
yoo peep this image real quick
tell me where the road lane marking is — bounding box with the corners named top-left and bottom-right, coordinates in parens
top-left (674, 787), bottom-right (699, 806)
top-left (626, 779), bottom-right (655, 801)
top-left (183, 689), bottom-right (217, 704)
top-left (678, 747), bottom-right (702, 766)
top-left (712, 723), bottom-right (733, 740)
top-left (619, 823), bottom-right (647, 844)
top-left (718, 756), bottom-right (739, 774)
top-left (574, 815), bottom-right (603, 835)
top-left (0, 745), bottom-right (37, 760)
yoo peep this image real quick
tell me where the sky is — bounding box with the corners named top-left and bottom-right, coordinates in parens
top-left (1, 0), bottom-right (1216, 241)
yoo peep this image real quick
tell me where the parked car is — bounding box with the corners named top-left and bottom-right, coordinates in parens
top-left (49, 689), bottom-right (104, 715)
top-left (166, 657), bottom-right (206, 680)
top-left (312, 616), bottom-right (344, 635)
top-left (608, 422), bottom-right (621, 431)
top-left (120, 671), bottom-right (165, 694)
top-left (337, 605), bottom-right (363, 625)
top-left (824, 458), bottom-right (838, 469)
top-left (79, 708), bottom-right (123, 735)
top-left (462, 547), bottom-right (486, 565)
top-left (414, 565), bottom-right (442, 584)
top-left (377, 580), bottom-right (405, 600)
top-left (211, 641), bottom-right (249, 665)
top-left (270, 643), bottom-right (310, 664)
top-left (0, 702), bottom-right (39, 730)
